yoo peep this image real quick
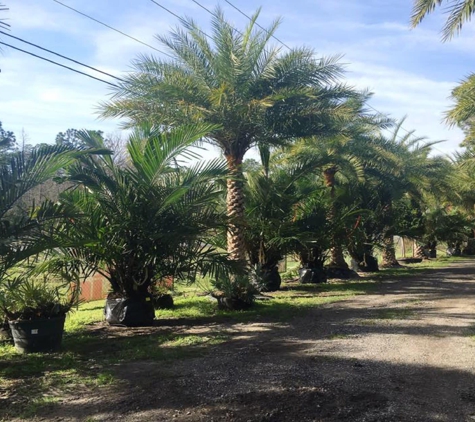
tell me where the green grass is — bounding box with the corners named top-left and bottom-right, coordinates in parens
top-left (373, 308), bottom-right (415, 320)
top-left (371, 256), bottom-right (470, 279)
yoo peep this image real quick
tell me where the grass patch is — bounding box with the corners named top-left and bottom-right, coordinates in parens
top-left (373, 308), bottom-right (414, 320)
top-left (371, 256), bottom-right (471, 280)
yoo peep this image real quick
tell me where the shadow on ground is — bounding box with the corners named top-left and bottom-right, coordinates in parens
top-left (6, 259), bottom-right (475, 421)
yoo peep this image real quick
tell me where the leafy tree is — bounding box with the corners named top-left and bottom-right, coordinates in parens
top-left (100, 7), bottom-right (362, 266)
top-left (411, 0), bottom-right (475, 41)
top-left (55, 128), bottom-right (104, 149)
top-left (0, 121), bottom-right (17, 164)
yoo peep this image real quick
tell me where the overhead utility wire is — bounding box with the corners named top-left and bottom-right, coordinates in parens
top-left (0, 42), bottom-right (119, 87)
top-left (223, 0), bottom-right (292, 50)
top-left (52, 0), bottom-right (174, 59)
top-left (149, 0), bottom-right (212, 39)
top-left (0, 30), bottom-right (125, 82)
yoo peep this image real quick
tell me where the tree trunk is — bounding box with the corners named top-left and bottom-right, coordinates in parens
top-left (381, 236), bottom-right (401, 268)
top-left (324, 166), bottom-right (348, 269)
top-left (225, 154), bottom-right (246, 262)
top-left (324, 166), bottom-right (358, 279)
top-left (329, 244), bottom-right (348, 268)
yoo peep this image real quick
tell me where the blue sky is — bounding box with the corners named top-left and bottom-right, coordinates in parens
top-left (1, 0), bottom-right (474, 157)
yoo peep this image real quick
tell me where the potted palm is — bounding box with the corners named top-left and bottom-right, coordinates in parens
top-left (0, 274), bottom-right (80, 353)
top-left (59, 124), bottom-right (235, 325)
top-left (0, 144), bottom-right (97, 351)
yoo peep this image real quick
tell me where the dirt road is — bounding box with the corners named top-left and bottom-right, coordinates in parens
top-left (39, 260), bottom-right (475, 421)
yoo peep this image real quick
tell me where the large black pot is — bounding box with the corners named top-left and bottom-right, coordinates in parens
top-left (260, 266), bottom-right (282, 292)
top-left (9, 315), bottom-right (66, 353)
top-left (299, 267), bottom-right (327, 284)
top-left (104, 295), bottom-right (155, 326)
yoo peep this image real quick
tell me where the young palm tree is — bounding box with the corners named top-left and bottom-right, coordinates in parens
top-left (100, 8), bottom-right (360, 264)
top-left (411, 0), bottom-right (475, 40)
top-left (0, 145), bottom-right (92, 276)
top-left (59, 124), bottom-right (234, 325)
top-left (243, 148), bottom-right (326, 290)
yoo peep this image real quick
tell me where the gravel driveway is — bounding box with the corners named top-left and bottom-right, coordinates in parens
top-left (37, 260), bottom-right (475, 422)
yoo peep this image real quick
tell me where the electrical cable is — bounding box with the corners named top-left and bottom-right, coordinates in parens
top-left (0, 41), bottom-right (119, 87)
top-left (0, 30), bottom-right (125, 82)
top-left (223, 0), bottom-right (292, 50)
top-left (149, 0), bottom-right (212, 39)
top-left (52, 0), bottom-right (174, 59)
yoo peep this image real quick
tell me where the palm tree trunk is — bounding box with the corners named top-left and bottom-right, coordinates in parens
top-left (381, 236), bottom-right (401, 267)
top-left (329, 244), bottom-right (349, 268)
top-left (324, 166), bottom-right (349, 269)
top-left (225, 154), bottom-right (246, 262)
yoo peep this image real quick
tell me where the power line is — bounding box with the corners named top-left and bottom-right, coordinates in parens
top-left (223, 0), bottom-right (292, 50)
top-left (0, 30), bottom-right (125, 82)
top-left (190, 0), bottom-right (245, 37)
top-left (52, 0), bottom-right (174, 59)
top-left (149, 0), bottom-right (213, 40)
top-left (0, 41), bottom-right (119, 87)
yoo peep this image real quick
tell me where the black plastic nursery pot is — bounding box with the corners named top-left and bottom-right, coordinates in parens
top-left (104, 295), bottom-right (155, 326)
top-left (299, 267), bottom-right (327, 284)
top-left (9, 315), bottom-right (66, 353)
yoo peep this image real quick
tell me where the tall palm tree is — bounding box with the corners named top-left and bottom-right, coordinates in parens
top-left (100, 7), bottom-right (361, 264)
top-left (411, 0), bottom-right (475, 41)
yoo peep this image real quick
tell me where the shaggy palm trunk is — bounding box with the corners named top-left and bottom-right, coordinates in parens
top-left (381, 236), bottom-right (401, 267)
top-left (225, 154), bottom-right (246, 262)
top-left (324, 167), bottom-right (348, 269)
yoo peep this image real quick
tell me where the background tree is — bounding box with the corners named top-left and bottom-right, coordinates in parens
top-left (55, 128), bottom-right (104, 150)
top-left (0, 121), bottom-right (17, 164)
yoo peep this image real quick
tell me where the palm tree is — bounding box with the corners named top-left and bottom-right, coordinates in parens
top-left (444, 74), bottom-right (475, 149)
top-left (0, 145), bottom-right (93, 275)
top-left (243, 148), bottom-right (325, 290)
top-left (290, 108), bottom-right (394, 276)
top-left (374, 121), bottom-right (450, 267)
top-left (100, 7), bottom-right (361, 264)
top-left (411, 0), bottom-right (475, 41)
top-left (59, 124), bottom-right (234, 325)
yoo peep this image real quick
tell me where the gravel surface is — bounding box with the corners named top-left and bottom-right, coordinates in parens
top-left (35, 260), bottom-right (475, 421)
